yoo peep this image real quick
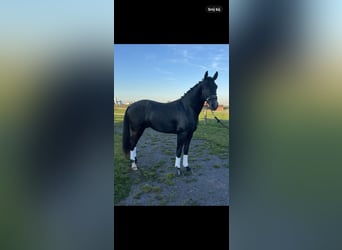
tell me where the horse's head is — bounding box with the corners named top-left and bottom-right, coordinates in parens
top-left (201, 71), bottom-right (219, 110)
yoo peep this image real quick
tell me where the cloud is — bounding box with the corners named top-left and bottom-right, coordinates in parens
top-left (167, 45), bottom-right (228, 72)
top-left (208, 51), bottom-right (229, 72)
top-left (211, 62), bottom-right (219, 69)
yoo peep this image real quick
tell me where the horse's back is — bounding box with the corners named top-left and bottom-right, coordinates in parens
top-left (129, 99), bottom-right (179, 113)
top-left (128, 99), bottom-right (182, 133)
top-left (126, 99), bottom-right (168, 122)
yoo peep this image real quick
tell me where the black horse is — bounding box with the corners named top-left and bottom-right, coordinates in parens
top-left (122, 71), bottom-right (219, 175)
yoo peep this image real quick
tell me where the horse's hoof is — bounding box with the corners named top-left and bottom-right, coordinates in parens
top-left (176, 168), bottom-right (182, 176)
top-left (184, 167), bottom-right (192, 174)
top-left (131, 162), bottom-right (138, 171)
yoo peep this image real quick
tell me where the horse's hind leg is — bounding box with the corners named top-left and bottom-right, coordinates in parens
top-left (130, 147), bottom-right (137, 170)
top-left (129, 128), bottom-right (145, 170)
top-left (183, 132), bottom-right (193, 173)
top-left (175, 132), bottom-right (187, 176)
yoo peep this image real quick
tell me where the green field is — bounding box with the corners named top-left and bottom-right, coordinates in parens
top-left (114, 105), bottom-right (229, 204)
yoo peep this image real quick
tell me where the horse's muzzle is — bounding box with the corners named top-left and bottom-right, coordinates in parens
top-left (209, 101), bottom-right (218, 110)
top-left (206, 95), bottom-right (218, 110)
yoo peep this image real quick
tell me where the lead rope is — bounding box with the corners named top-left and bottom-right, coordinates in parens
top-left (210, 110), bottom-right (229, 129)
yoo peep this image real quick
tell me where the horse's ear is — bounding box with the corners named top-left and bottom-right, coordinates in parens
top-left (213, 71), bottom-right (218, 80)
top-left (204, 71), bottom-right (208, 79)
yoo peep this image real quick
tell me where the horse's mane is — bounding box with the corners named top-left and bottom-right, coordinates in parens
top-left (180, 81), bottom-right (203, 99)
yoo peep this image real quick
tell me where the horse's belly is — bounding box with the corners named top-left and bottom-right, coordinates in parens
top-left (148, 116), bottom-right (177, 133)
top-left (150, 122), bottom-right (176, 133)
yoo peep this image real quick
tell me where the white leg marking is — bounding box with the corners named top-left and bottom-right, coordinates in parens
top-left (130, 147), bottom-right (136, 161)
top-left (183, 155), bottom-right (188, 167)
top-left (131, 162), bottom-right (138, 171)
top-left (175, 157), bottom-right (181, 168)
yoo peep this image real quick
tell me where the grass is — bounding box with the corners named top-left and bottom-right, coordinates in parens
top-left (114, 105), bottom-right (229, 204)
top-left (143, 168), bottom-right (158, 179)
top-left (195, 108), bottom-right (229, 158)
top-left (193, 120), bottom-right (229, 158)
top-left (198, 108), bottom-right (229, 121)
top-left (161, 148), bottom-right (174, 155)
top-left (114, 106), bottom-right (132, 204)
top-left (185, 178), bottom-right (198, 183)
top-left (157, 160), bottom-right (167, 166)
top-left (158, 173), bottom-right (176, 186)
top-left (114, 106), bottom-right (126, 123)
top-left (141, 184), bottom-right (161, 193)
top-left (134, 184), bottom-right (161, 200)
top-left (114, 128), bottom-right (132, 204)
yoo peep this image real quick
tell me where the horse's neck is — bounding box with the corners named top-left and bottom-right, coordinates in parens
top-left (181, 86), bottom-right (204, 117)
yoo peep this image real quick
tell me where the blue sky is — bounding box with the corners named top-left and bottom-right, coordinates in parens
top-left (114, 45), bottom-right (229, 106)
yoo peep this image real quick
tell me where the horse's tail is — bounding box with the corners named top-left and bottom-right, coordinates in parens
top-left (122, 109), bottom-right (131, 158)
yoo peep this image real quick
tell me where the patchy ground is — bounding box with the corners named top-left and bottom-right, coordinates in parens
top-left (115, 127), bottom-right (229, 206)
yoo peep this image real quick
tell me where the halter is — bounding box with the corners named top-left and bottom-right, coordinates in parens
top-left (205, 94), bottom-right (218, 112)
top-left (206, 95), bottom-right (217, 102)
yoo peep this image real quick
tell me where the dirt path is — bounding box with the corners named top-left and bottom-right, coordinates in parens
top-left (116, 128), bottom-right (229, 206)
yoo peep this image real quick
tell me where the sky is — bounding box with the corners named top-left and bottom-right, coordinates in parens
top-left (114, 45), bottom-right (229, 106)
